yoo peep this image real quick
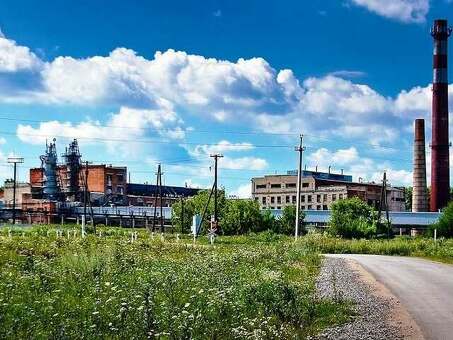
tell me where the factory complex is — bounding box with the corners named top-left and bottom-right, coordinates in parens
top-left (0, 19), bottom-right (451, 229)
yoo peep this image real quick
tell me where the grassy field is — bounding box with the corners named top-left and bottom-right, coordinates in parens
top-left (300, 232), bottom-right (453, 263)
top-left (0, 226), bottom-right (350, 339)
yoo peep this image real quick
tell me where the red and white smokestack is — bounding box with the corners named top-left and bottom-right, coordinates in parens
top-left (413, 119), bottom-right (428, 212)
top-left (430, 19), bottom-right (452, 212)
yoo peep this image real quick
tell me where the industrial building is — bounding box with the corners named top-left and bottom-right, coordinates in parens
top-left (251, 170), bottom-right (405, 211)
top-left (1, 139), bottom-right (199, 225)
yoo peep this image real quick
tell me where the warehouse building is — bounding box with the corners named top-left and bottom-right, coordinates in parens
top-left (251, 170), bottom-right (405, 211)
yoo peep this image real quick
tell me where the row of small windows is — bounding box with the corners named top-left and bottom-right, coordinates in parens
top-left (265, 205), bottom-right (329, 211)
top-left (259, 193), bottom-right (344, 205)
top-left (255, 182), bottom-right (310, 190)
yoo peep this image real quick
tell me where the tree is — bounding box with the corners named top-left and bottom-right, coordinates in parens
top-left (277, 205), bottom-right (305, 235)
top-left (404, 187), bottom-right (412, 211)
top-left (430, 201), bottom-right (453, 237)
top-left (171, 189), bottom-right (227, 234)
top-left (328, 197), bottom-right (377, 239)
top-left (222, 199), bottom-right (263, 235)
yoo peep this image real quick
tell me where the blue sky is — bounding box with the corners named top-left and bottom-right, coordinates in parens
top-left (0, 0), bottom-right (451, 197)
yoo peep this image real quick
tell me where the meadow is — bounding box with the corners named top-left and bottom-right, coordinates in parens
top-left (0, 226), bottom-right (350, 339)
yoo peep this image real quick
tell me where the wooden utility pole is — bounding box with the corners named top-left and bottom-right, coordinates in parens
top-left (180, 197), bottom-right (185, 233)
top-left (294, 135), bottom-right (305, 240)
top-left (210, 154), bottom-right (223, 230)
top-left (7, 157), bottom-right (24, 225)
top-left (152, 164), bottom-right (164, 232)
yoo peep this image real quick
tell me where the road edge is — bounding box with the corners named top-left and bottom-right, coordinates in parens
top-left (344, 258), bottom-right (425, 340)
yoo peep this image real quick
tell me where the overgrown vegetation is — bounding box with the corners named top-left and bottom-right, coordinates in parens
top-left (328, 198), bottom-right (377, 239)
top-left (0, 226), bottom-right (350, 339)
top-left (430, 201), bottom-right (453, 238)
top-left (299, 233), bottom-right (453, 262)
top-left (172, 190), bottom-right (304, 236)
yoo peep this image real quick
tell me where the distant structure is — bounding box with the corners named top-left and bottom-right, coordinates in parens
top-left (252, 170), bottom-right (405, 212)
top-left (40, 139), bottom-right (59, 200)
top-left (412, 119), bottom-right (428, 212)
top-left (62, 139), bottom-right (81, 196)
top-left (430, 19), bottom-right (452, 211)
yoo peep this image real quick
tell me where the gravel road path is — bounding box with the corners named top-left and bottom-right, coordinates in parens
top-left (313, 257), bottom-right (423, 340)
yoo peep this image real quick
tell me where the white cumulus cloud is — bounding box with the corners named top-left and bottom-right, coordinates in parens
top-left (350, 0), bottom-right (430, 23)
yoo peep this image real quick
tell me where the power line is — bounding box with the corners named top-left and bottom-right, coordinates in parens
top-left (0, 114), bottom-right (409, 152)
top-left (0, 130), bottom-right (294, 149)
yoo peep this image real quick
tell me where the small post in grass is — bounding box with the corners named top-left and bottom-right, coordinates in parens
top-left (434, 228), bottom-right (437, 243)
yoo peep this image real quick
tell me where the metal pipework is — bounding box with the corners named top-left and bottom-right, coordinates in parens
top-left (430, 19), bottom-right (451, 211)
top-left (412, 119), bottom-right (428, 212)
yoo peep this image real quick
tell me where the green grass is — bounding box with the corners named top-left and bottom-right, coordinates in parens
top-left (299, 232), bottom-right (453, 263)
top-left (0, 226), bottom-right (350, 339)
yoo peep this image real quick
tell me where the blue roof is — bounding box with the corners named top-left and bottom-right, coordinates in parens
top-left (269, 209), bottom-right (440, 227)
top-left (287, 170), bottom-right (353, 182)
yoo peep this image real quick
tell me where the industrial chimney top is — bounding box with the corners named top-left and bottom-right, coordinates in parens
top-left (431, 19), bottom-right (452, 38)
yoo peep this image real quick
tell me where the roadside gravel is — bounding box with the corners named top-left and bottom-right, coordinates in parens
top-left (313, 257), bottom-right (405, 340)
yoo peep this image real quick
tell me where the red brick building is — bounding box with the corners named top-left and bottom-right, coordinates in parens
top-left (30, 164), bottom-right (127, 196)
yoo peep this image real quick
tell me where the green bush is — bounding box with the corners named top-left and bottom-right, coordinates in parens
top-left (222, 199), bottom-right (264, 234)
top-left (328, 198), bottom-right (377, 239)
top-left (275, 205), bottom-right (305, 235)
top-left (431, 201), bottom-right (453, 237)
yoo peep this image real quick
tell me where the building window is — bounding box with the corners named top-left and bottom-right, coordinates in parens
top-left (317, 205), bottom-right (322, 210)
top-left (256, 184), bottom-right (266, 189)
top-left (323, 194), bottom-right (327, 202)
top-left (339, 194), bottom-right (343, 200)
top-left (277, 196), bottom-right (281, 204)
top-left (117, 174), bottom-right (124, 182)
top-left (286, 183), bottom-right (296, 188)
top-left (292, 195), bottom-right (296, 203)
top-left (270, 184), bottom-right (281, 189)
top-left (307, 195), bottom-right (312, 203)
top-left (262, 197), bottom-right (266, 204)
top-left (117, 186), bottom-right (124, 194)
top-left (332, 194), bottom-right (337, 201)
top-left (301, 195), bottom-right (305, 202)
top-left (254, 197), bottom-right (259, 201)
top-left (276, 206), bottom-right (281, 210)
top-left (323, 205), bottom-right (328, 210)
top-left (302, 183), bottom-right (309, 188)
top-left (286, 195), bottom-right (290, 203)
top-left (271, 197), bottom-right (275, 204)
top-left (317, 195), bottom-right (321, 203)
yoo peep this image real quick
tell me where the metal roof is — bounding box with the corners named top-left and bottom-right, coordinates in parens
top-left (269, 210), bottom-right (440, 227)
top-left (127, 183), bottom-right (200, 198)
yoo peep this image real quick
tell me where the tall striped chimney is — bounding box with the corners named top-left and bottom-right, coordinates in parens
top-left (413, 119), bottom-right (428, 212)
top-left (430, 19), bottom-right (451, 212)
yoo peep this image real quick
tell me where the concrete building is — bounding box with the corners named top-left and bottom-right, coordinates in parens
top-left (251, 170), bottom-right (405, 211)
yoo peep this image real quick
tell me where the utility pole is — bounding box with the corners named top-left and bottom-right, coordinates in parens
top-left (294, 135), bottom-right (305, 240)
top-left (159, 165), bottom-right (164, 233)
top-left (180, 197), bottom-right (185, 233)
top-left (210, 154), bottom-right (223, 230)
top-left (152, 164), bottom-right (162, 232)
top-left (82, 161), bottom-right (90, 234)
top-left (7, 157), bottom-right (24, 225)
top-left (378, 171), bottom-right (391, 239)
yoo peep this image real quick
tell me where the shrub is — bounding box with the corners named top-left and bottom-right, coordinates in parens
top-left (276, 205), bottom-right (305, 235)
top-left (431, 201), bottom-right (453, 237)
top-left (222, 199), bottom-right (264, 234)
top-left (328, 198), bottom-right (377, 239)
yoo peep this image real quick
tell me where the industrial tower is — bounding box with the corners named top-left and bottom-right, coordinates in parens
top-left (430, 19), bottom-right (452, 211)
